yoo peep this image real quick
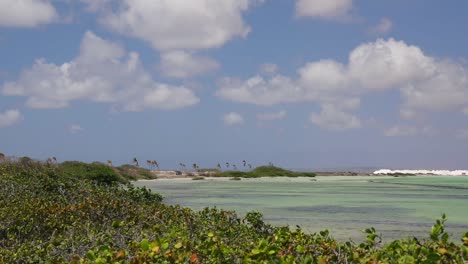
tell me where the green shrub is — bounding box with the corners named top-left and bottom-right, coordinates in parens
top-left (115, 164), bottom-right (156, 180)
top-left (214, 165), bottom-right (316, 178)
top-left (59, 161), bottom-right (122, 184)
top-left (215, 170), bottom-right (249, 178)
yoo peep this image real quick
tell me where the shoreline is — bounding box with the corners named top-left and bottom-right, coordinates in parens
top-left (137, 173), bottom-right (467, 182)
top-left (144, 167), bottom-right (468, 180)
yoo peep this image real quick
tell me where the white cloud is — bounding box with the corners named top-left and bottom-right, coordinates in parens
top-left (295, 0), bottom-right (353, 19)
top-left (400, 61), bottom-right (468, 114)
top-left (99, 0), bottom-right (257, 51)
top-left (2, 31), bottom-right (200, 111)
top-left (384, 125), bottom-right (438, 137)
top-left (88, 0), bottom-right (260, 77)
top-left (298, 60), bottom-right (349, 92)
top-left (68, 124), bottom-right (84, 134)
top-left (217, 38), bottom-right (468, 121)
top-left (310, 105), bottom-right (361, 131)
top-left (257, 110), bottom-right (287, 121)
top-left (0, 0), bottom-right (58, 27)
top-left (347, 39), bottom-right (435, 91)
top-left (260, 63), bottom-right (279, 74)
top-left (217, 75), bottom-right (298, 106)
top-left (0, 109), bottom-right (22, 128)
top-left (158, 51), bottom-right (219, 78)
top-left (368, 18), bottom-right (393, 35)
top-left (223, 112), bottom-right (244, 126)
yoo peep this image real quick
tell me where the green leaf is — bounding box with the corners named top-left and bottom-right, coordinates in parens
top-left (426, 252), bottom-right (441, 262)
top-left (442, 232), bottom-right (449, 243)
top-left (162, 242), bottom-right (169, 250)
top-left (140, 239), bottom-right (149, 251)
top-left (86, 250), bottom-right (95, 261)
top-left (296, 245), bottom-right (305, 253)
top-left (112, 220), bottom-right (121, 228)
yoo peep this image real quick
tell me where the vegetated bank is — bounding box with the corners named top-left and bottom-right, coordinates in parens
top-left (1, 160), bottom-right (467, 263)
top-left (58, 160), bottom-right (158, 183)
top-left (212, 165), bottom-right (317, 178)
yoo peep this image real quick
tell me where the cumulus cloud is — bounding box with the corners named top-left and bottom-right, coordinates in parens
top-left (256, 110), bottom-right (287, 121)
top-left (85, 0), bottom-right (260, 77)
top-left (400, 61), bottom-right (468, 115)
top-left (310, 105), bottom-right (361, 131)
top-left (68, 124), bottom-right (84, 134)
top-left (2, 31), bottom-right (200, 111)
top-left (295, 0), bottom-right (353, 19)
top-left (158, 51), bottom-right (219, 78)
top-left (260, 63), bottom-right (279, 74)
top-left (217, 75), bottom-right (298, 106)
top-left (0, 109), bottom-right (22, 128)
top-left (0, 0), bottom-right (58, 27)
top-left (223, 112), bottom-right (244, 126)
top-left (368, 18), bottom-right (393, 35)
top-left (98, 0), bottom-right (257, 51)
top-left (217, 38), bottom-right (468, 121)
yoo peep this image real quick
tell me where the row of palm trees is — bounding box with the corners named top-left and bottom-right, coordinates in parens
top-left (128, 157), bottom-right (254, 172)
top-left (0, 152), bottom-right (255, 172)
top-left (216, 160), bottom-right (253, 170)
top-left (0, 153), bottom-right (59, 165)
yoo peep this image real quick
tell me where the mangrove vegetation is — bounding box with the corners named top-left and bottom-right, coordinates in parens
top-left (0, 159), bottom-right (467, 263)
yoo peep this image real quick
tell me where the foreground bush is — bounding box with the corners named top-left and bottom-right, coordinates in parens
top-left (0, 161), bottom-right (467, 263)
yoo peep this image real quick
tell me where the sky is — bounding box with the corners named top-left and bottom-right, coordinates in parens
top-left (0, 0), bottom-right (467, 170)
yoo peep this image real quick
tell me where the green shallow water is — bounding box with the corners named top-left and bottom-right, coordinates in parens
top-left (134, 176), bottom-right (468, 242)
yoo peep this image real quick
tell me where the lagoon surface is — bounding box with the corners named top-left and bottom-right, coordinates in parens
top-left (134, 176), bottom-right (468, 242)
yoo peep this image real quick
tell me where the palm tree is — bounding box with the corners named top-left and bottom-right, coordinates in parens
top-left (146, 160), bottom-right (152, 169)
top-left (248, 163), bottom-right (252, 169)
top-left (233, 164), bottom-right (237, 171)
top-left (242, 160), bottom-right (246, 167)
top-left (152, 160), bottom-right (159, 170)
top-left (192, 163), bottom-right (198, 172)
top-left (133, 158), bottom-right (139, 167)
top-left (216, 163), bottom-right (221, 170)
top-left (225, 162), bottom-right (230, 169)
top-left (107, 160), bottom-right (113, 167)
top-left (179, 162), bottom-right (186, 171)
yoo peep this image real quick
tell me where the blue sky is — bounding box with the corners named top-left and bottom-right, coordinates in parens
top-left (1, 0), bottom-right (467, 170)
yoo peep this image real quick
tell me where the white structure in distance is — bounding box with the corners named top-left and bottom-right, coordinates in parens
top-left (374, 169), bottom-right (468, 176)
